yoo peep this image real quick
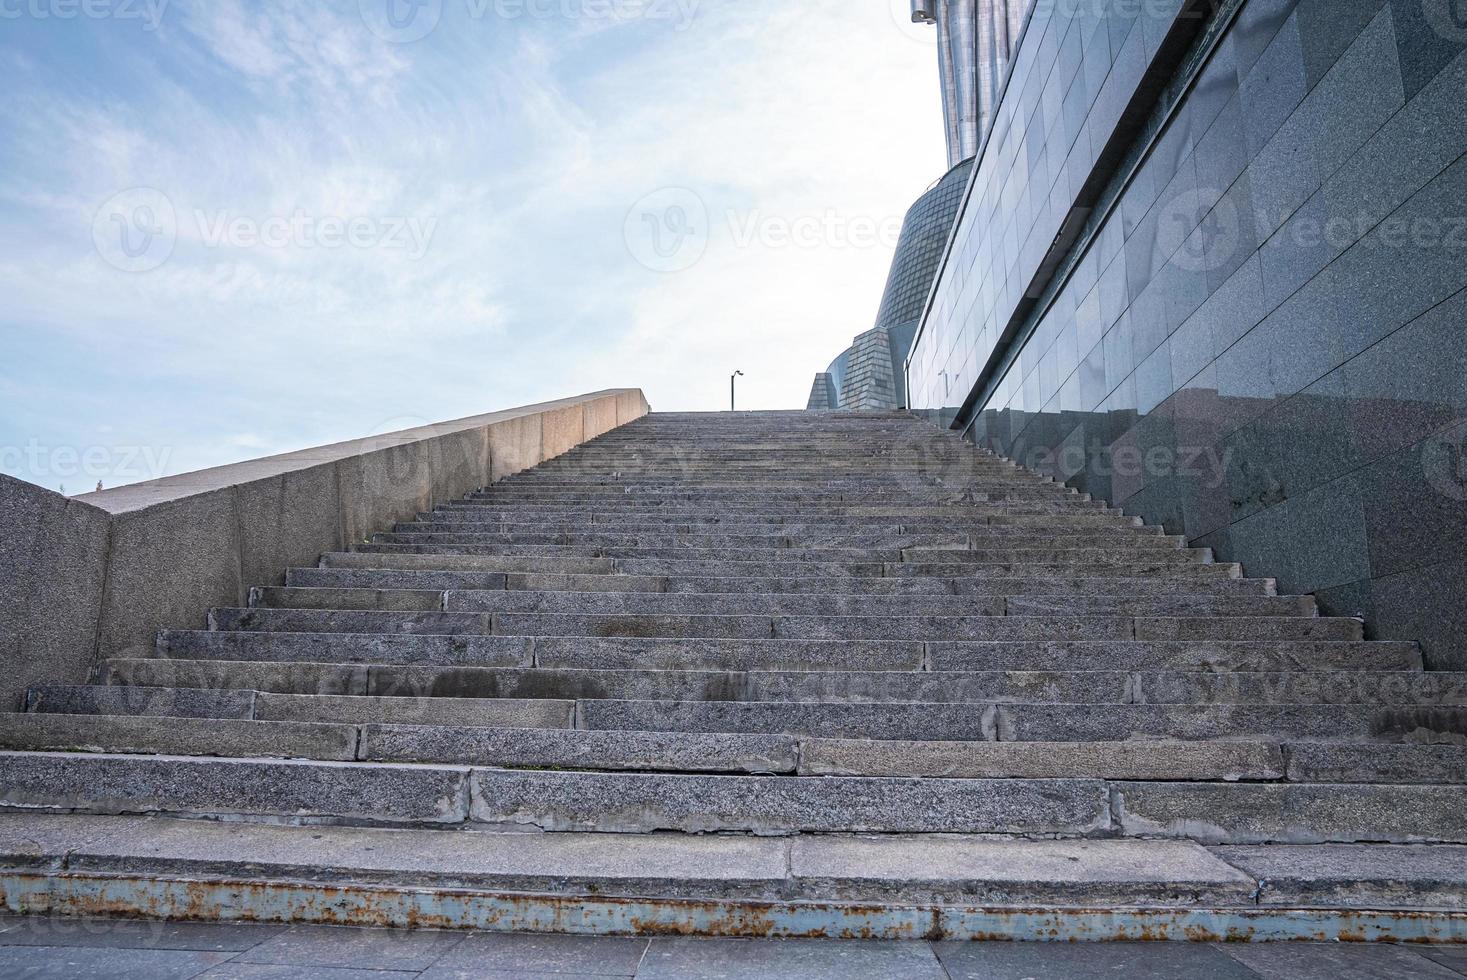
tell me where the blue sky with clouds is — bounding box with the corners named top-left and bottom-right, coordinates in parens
top-left (0, 0), bottom-right (945, 490)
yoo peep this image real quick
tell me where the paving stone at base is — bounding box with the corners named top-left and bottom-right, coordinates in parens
top-left (1218, 942), bottom-right (1465, 979)
top-left (230, 923), bottom-right (465, 973)
top-left (0, 945), bottom-right (235, 980)
top-left (636, 936), bottom-right (946, 980)
top-left (419, 932), bottom-right (647, 978)
top-left (933, 942), bottom-right (1263, 980)
top-left (0, 913), bottom-right (283, 950)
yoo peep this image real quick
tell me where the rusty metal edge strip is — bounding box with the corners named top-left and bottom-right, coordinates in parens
top-left (3, 872), bottom-right (1466, 943)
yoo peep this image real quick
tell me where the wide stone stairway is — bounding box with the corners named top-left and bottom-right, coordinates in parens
top-left (3, 411), bottom-right (1466, 939)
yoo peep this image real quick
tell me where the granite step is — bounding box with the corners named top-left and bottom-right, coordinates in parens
top-left (286, 566), bottom-right (1276, 596)
top-left (2, 408), bottom-right (1446, 931)
top-left (152, 632), bottom-right (1419, 673)
top-left (28, 682), bottom-right (1398, 742)
top-left (103, 652), bottom-right (1450, 706)
top-left (0, 712), bottom-right (359, 761)
top-left (9, 714), bottom-right (1465, 786)
top-left (6, 815), bottom-right (1463, 929)
top-left (205, 608), bottom-right (1360, 642)
top-left (27, 685), bottom-right (575, 729)
top-left (248, 586), bottom-right (1312, 619)
top-left (333, 554), bottom-right (1241, 580)
top-left (353, 543), bottom-right (1212, 565)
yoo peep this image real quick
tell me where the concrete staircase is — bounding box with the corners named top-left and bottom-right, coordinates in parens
top-left (3, 411), bottom-right (1466, 939)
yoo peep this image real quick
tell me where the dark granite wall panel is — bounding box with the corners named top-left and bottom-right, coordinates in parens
top-left (909, 0), bottom-right (1467, 667)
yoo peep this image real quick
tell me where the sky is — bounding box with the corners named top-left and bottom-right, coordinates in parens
top-left (0, 0), bottom-right (947, 491)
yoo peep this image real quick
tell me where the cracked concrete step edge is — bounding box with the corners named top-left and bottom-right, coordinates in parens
top-left (3, 754), bottom-right (1467, 841)
top-left (4, 716), bottom-right (1467, 783)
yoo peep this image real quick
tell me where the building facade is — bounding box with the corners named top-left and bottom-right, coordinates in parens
top-left (911, 0), bottom-right (1034, 168)
top-left (806, 158), bottom-right (974, 411)
top-left (903, 0), bottom-right (1467, 666)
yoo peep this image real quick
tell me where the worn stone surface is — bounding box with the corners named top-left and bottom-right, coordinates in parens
top-left (0, 476), bottom-right (111, 713)
top-left (532, 636), bottom-right (922, 672)
top-left (1284, 742), bottom-right (1467, 784)
top-left (791, 836), bottom-right (1255, 906)
top-left (155, 630), bottom-right (534, 668)
top-left (997, 704), bottom-right (1373, 741)
top-left (469, 770), bottom-right (1110, 834)
top-left (254, 693), bottom-right (574, 729)
top-left (927, 640), bottom-right (1423, 672)
top-left (361, 725), bottom-right (797, 773)
top-left (799, 739), bottom-right (1284, 781)
top-left (99, 659), bottom-right (368, 696)
top-left (26, 685), bottom-right (256, 720)
top-left (0, 813), bottom-right (789, 898)
top-left (1113, 782), bottom-right (1467, 844)
top-left (1214, 843), bottom-right (1467, 909)
top-left (580, 700), bottom-right (997, 741)
top-left (0, 753), bottom-right (470, 824)
top-left (0, 712), bottom-right (357, 762)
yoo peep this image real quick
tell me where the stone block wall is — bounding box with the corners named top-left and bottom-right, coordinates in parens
top-left (0, 389), bottom-right (650, 709)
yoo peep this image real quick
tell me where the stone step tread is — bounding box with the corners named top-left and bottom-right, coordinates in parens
top-left (285, 567), bottom-right (1277, 596)
top-left (320, 551), bottom-right (1250, 579)
top-left (98, 660), bottom-right (1467, 707)
top-left (151, 632), bottom-right (1422, 673)
top-left (7, 714), bottom-right (1465, 785)
top-left (21, 811), bottom-right (1459, 913)
top-left (0, 712), bottom-right (359, 761)
top-left (249, 586), bottom-right (1312, 618)
top-left (205, 608), bottom-right (1358, 642)
top-left (362, 541), bottom-right (1197, 562)
top-left (4, 752), bottom-right (1466, 840)
top-left (393, 523), bottom-right (1156, 539)
top-left (27, 683), bottom-right (1426, 743)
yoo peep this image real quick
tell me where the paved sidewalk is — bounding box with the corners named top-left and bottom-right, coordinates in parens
top-left (2, 915), bottom-right (1465, 978)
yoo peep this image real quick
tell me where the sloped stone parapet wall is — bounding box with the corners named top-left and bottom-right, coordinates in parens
top-left (0, 389), bottom-right (649, 708)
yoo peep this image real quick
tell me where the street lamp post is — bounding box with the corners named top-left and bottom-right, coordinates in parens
top-left (730, 370), bottom-right (744, 412)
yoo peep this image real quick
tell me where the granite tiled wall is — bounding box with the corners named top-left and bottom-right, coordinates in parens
top-left (908, 0), bottom-right (1467, 667)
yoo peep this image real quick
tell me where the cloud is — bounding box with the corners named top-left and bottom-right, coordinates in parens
top-left (0, 0), bottom-right (944, 486)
